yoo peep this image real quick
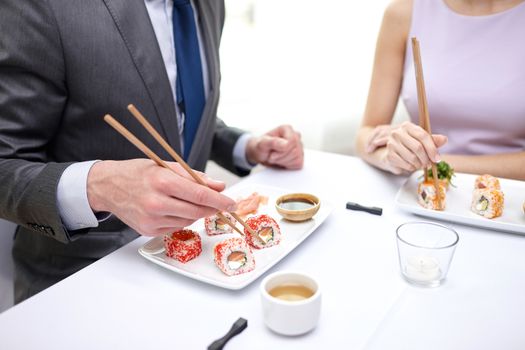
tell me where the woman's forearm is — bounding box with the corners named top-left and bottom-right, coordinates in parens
top-left (355, 126), bottom-right (391, 173)
top-left (443, 152), bottom-right (525, 181)
top-left (358, 125), bottom-right (525, 180)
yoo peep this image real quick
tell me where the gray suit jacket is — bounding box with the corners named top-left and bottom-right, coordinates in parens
top-left (0, 0), bottom-right (245, 302)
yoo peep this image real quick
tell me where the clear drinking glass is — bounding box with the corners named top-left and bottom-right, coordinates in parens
top-left (396, 221), bottom-right (459, 287)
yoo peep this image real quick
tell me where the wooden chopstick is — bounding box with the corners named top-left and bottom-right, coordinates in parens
top-left (104, 114), bottom-right (244, 236)
top-left (411, 37), bottom-right (442, 209)
top-left (125, 104), bottom-right (260, 239)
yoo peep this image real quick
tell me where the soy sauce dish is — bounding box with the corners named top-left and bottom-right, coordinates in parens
top-left (275, 193), bottom-right (321, 222)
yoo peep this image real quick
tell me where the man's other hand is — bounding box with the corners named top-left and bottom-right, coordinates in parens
top-left (245, 125), bottom-right (304, 170)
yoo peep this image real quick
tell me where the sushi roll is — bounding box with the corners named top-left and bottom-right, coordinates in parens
top-left (214, 237), bottom-right (255, 276)
top-left (244, 214), bottom-right (281, 249)
top-left (471, 188), bottom-right (504, 219)
top-left (164, 229), bottom-right (202, 263)
top-left (205, 212), bottom-right (237, 236)
top-left (417, 181), bottom-right (446, 211)
top-left (474, 174), bottom-right (500, 190)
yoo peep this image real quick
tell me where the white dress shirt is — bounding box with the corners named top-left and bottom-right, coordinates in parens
top-left (57, 0), bottom-right (253, 231)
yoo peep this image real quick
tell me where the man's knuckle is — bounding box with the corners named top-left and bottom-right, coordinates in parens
top-left (194, 187), bottom-right (209, 204)
top-left (142, 197), bottom-right (161, 213)
top-left (150, 172), bottom-right (169, 190)
top-left (185, 205), bottom-right (202, 220)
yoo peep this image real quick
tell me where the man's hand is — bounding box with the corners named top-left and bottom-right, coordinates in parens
top-left (87, 159), bottom-right (237, 237)
top-left (245, 125), bottom-right (304, 170)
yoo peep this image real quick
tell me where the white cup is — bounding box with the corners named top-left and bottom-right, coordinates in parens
top-left (260, 271), bottom-right (321, 336)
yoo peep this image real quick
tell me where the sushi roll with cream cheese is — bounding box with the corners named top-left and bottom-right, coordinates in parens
top-left (471, 188), bottom-right (504, 219)
top-left (244, 214), bottom-right (281, 249)
top-left (205, 212), bottom-right (237, 236)
top-left (214, 238), bottom-right (255, 276)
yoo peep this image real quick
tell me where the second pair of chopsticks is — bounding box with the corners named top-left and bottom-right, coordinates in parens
top-left (411, 37), bottom-right (442, 208)
top-left (104, 104), bottom-right (258, 239)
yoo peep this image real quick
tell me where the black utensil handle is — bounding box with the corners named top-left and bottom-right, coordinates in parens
top-left (208, 318), bottom-right (248, 350)
top-left (346, 202), bottom-right (383, 216)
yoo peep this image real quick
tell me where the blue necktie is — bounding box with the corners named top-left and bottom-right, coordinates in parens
top-left (172, 0), bottom-right (206, 160)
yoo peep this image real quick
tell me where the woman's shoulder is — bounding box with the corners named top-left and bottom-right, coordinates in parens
top-left (383, 0), bottom-right (412, 27)
top-left (380, 0), bottom-right (412, 43)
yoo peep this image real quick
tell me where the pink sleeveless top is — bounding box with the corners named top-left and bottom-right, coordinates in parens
top-left (401, 0), bottom-right (525, 155)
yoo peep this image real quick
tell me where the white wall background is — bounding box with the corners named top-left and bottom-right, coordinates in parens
top-left (218, 0), bottom-right (408, 155)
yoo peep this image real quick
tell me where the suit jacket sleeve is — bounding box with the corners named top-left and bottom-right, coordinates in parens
top-left (210, 118), bottom-right (250, 177)
top-left (0, 0), bottom-right (75, 243)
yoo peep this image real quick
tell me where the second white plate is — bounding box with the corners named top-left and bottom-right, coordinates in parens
top-left (395, 171), bottom-right (525, 235)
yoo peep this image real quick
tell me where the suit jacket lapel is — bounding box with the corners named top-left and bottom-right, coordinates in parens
top-left (188, 0), bottom-right (221, 165)
top-left (101, 0), bottom-right (181, 154)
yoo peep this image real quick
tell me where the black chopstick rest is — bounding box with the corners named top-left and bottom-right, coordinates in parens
top-left (208, 317), bottom-right (248, 350)
top-left (346, 202), bottom-right (383, 216)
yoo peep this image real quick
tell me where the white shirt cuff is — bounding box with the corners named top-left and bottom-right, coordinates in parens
top-left (233, 133), bottom-right (256, 170)
top-left (57, 160), bottom-right (101, 231)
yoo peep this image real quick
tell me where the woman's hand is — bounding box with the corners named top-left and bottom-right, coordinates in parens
top-left (366, 122), bottom-right (448, 175)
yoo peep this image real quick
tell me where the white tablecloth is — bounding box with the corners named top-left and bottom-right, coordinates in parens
top-left (1, 150), bottom-right (524, 349)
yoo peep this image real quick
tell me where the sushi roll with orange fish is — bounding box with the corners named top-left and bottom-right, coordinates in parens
top-left (214, 237), bottom-right (255, 276)
top-left (474, 174), bottom-right (500, 190)
top-left (244, 214), bottom-right (281, 249)
top-left (471, 174), bottom-right (504, 219)
top-left (417, 181), bottom-right (446, 211)
top-left (471, 188), bottom-right (504, 219)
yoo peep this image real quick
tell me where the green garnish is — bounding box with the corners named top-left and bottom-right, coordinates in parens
top-left (422, 161), bottom-right (456, 187)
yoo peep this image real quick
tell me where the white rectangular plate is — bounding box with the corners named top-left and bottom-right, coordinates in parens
top-left (139, 185), bottom-right (332, 290)
top-left (395, 171), bottom-right (525, 235)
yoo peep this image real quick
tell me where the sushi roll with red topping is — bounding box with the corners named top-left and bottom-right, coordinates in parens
top-left (164, 229), bottom-right (202, 263)
top-left (214, 237), bottom-right (255, 276)
top-left (417, 181), bottom-right (446, 211)
top-left (244, 214), bottom-right (281, 249)
top-left (205, 212), bottom-right (237, 236)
